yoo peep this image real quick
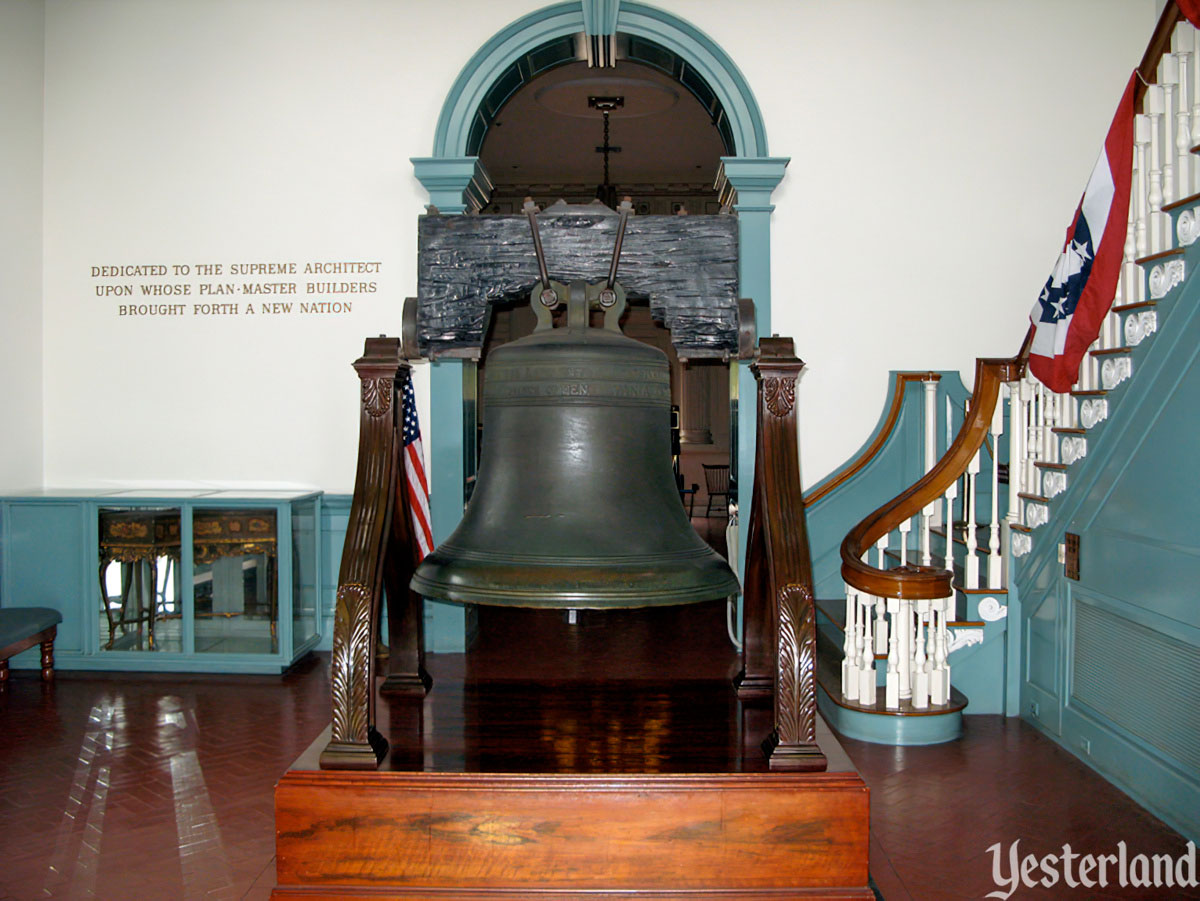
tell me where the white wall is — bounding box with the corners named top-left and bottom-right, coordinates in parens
top-left (668, 0), bottom-right (1155, 484)
top-left (38, 0), bottom-right (1157, 493)
top-left (0, 0), bottom-right (46, 489)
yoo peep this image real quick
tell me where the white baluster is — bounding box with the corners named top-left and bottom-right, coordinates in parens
top-left (922, 377), bottom-right (938, 563)
top-left (885, 599), bottom-right (900, 709)
top-left (1176, 43), bottom-right (1191, 199)
top-left (1018, 379), bottom-right (1032, 518)
top-left (1136, 113), bottom-right (1150, 259)
top-left (858, 596), bottom-right (876, 707)
top-left (930, 599), bottom-right (950, 706)
top-left (875, 592), bottom-right (888, 656)
top-left (989, 394), bottom-right (1003, 589)
top-left (1148, 86), bottom-right (1165, 254)
top-left (1192, 26), bottom-right (1200, 188)
top-left (912, 601), bottom-right (929, 710)
top-left (842, 588), bottom-right (858, 700)
top-left (943, 464), bottom-right (958, 559)
top-left (897, 598), bottom-right (913, 701)
top-left (853, 593), bottom-right (868, 701)
top-left (898, 516), bottom-right (912, 567)
top-left (1044, 386), bottom-right (1057, 464)
top-left (1006, 383), bottom-right (1022, 527)
top-left (964, 445), bottom-right (981, 589)
top-left (925, 602), bottom-right (938, 692)
top-left (1124, 160), bottom-right (1140, 308)
top-left (1163, 55), bottom-right (1178, 206)
top-left (1022, 377), bottom-right (1037, 499)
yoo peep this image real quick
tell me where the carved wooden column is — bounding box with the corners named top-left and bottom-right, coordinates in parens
top-left (741, 337), bottom-right (826, 771)
top-left (320, 337), bottom-right (429, 769)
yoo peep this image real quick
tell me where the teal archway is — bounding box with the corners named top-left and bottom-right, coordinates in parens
top-left (429, 2), bottom-right (767, 161)
top-left (414, 2), bottom-right (786, 652)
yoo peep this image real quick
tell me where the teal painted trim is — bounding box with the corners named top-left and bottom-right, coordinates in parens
top-left (180, 502), bottom-right (196, 654)
top-left (717, 157), bottom-right (789, 338)
top-left (39, 651), bottom-right (303, 675)
top-left (431, 2), bottom-right (767, 158)
top-left (616, 3), bottom-right (766, 157)
top-left (1004, 576), bottom-right (1023, 717)
top-left (582, 0), bottom-right (619, 36)
top-left (427, 360), bottom-right (467, 652)
top-left (432, 3), bottom-right (585, 158)
top-left (317, 493), bottom-right (351, 652)
top-left (1032, 708), bottom-right (1200, 844)
top-left (817, 685), bottom-right (963, 745)
top-left (411, 157), bottom-right (494, 214)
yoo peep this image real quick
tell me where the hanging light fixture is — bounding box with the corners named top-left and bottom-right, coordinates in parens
top-left (589, 95), bottom-right (623, 208)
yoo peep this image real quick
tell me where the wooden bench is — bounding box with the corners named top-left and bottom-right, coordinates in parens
top-left (0, 607), bottom-right (63, 685)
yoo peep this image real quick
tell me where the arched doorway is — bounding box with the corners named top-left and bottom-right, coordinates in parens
top-left (413, 2), bottom-right (786, 652)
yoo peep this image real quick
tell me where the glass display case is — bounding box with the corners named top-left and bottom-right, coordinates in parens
top-left (1, 488), bottom-right (322, 674)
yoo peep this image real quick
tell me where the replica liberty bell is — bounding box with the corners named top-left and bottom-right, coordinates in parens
top-left (411, 201), bottom-right (739, 608)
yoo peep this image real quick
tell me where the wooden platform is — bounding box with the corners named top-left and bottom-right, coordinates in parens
top-left (275, 736), bottom-right (870, 899)
top-left (272, 604), bottom-right (872, 899)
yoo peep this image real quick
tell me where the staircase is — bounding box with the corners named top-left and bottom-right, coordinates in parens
top-left (813, 3), bottom-right (1199, 748)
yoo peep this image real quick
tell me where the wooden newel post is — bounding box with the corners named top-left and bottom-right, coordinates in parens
top-left (744, 337), bottom-right (826, 771)
top-left (320, 337), bottom-right (430, 770)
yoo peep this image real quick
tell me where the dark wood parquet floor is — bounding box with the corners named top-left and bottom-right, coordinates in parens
top-left (1, 586), bottom-right (1196, 899)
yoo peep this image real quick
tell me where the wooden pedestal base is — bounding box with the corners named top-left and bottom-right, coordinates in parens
top-left (274, 728), bottom-right (872, 900)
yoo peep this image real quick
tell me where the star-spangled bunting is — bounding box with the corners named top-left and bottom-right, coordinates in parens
top-left (402, 378), bottom-right (434, 559)
top-left (1028, 73), bottom-right (1135, 393)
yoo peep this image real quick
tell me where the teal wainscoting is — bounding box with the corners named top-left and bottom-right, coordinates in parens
top-left (1016, 247), bottom-right (1200, 843)
top-left (0, 501), bottom-right (89, 661)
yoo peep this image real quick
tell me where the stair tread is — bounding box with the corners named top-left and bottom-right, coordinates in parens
top-left (1134, 247), bottom-right (1185, 264)
top-left (1035, 461), bottom-right (1068, 470)
top-left (1091, 346), bottom-right (1132, 357)
top-left (1071, 389), bottom-right (1108, 397)
top-left (1111, 299), bottom-right (1157, 313)
top-left (953, 583), bottom-right (1006, 594)
top-left (1163, 188), bottom-right (1200, 211)
top-left (1052, 427), bottom-right (1086, 434)
top-left (815, 652), bottom-right (968, 716)
top-left (1018, 492), bottom-right (1049, 502)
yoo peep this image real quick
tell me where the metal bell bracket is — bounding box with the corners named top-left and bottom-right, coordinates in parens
top-left (524, 195), bottom-right (633, 333)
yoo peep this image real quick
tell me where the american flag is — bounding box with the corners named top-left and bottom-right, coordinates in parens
top-left (1028, 73), bottom-right (1134, 393)
top-left (402, 377), bottom-right (434, 558)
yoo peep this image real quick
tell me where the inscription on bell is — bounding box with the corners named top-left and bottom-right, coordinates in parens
top-left (489, 363), bottom-right (668, 384)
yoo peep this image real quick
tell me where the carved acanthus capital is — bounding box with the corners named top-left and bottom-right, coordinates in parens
top-left (763, 376), bottom-right (797, 418)
top-left (361, 378), bottom-right (394, 418)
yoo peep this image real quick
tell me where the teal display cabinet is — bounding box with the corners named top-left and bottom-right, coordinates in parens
top-left (0, 488), bottom-right (322, 674)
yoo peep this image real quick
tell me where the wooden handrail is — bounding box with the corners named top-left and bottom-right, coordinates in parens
top-left (1138, 3), bottom-right (1184, 114)
top-left (803, 372), bottom-right (941, 507)
top-left (840, 355), bottom-right (1025, 601)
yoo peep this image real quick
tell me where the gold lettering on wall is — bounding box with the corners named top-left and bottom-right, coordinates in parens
top-left (90, 259), bottom-right (382, 318)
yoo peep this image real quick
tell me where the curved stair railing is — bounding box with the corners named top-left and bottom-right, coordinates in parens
top-left (838, 355), bottom-right (1022, 710)
top-left (830, 2), bottom-right (1199, 723)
